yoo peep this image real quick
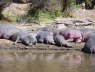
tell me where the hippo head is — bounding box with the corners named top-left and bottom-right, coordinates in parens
top-left (21, 35), bottom-right (37, 46)
top-left (66, 31), bottom-right (82, 42)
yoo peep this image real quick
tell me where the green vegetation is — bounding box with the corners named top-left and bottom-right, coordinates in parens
top-left (25, 0), bottom-right (78, 22)
top-left (1, 0), bottom-right (94, 23)
top-left (39, 10), bottom-right (62, 22)
top-left (26, 9), bottom-right (62, 22)
top-left (62, 0), bottom-right (76, 17)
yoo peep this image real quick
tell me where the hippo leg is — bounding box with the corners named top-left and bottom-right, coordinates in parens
top-left (90, 47), bottom-right (95, 54)
top-left (13, 36), bottom-right (20, 45)
top-left (63, 42), bottom-right (72, 48)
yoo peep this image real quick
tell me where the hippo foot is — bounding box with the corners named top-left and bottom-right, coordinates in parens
top-left (58, 43), bottom-right (72, 48)
top-left (81, 47), bottom-right (95, 54)
top-left (64, 43), bottom-right (72, 48)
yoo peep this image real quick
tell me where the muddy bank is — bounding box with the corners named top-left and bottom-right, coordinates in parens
top-left (0, 39), bottom-right (84, 51)
top-left (0, 18), bottom-right (94, 51)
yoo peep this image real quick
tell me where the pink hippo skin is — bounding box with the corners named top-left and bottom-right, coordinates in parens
top-left (60, 29), bottom-right (83, 42)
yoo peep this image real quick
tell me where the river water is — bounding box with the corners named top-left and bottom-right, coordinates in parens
top-left (0, 50), bottom-right (94, 72)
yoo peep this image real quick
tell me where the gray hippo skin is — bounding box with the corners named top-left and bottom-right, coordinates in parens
top-left (44, 32), bottom-right (55, 44)
top-left (36, 31), bottom-right (55, 44)
top-left (79, 28), bottom-right (95, 42)
top-left (82, 34), bottom-right (95, 54)
top-left (59, 29), bottom-right (83, 42)
top-left (36, 31), bottom-right (48, 43)
top-left (0, 24), bottom-right (36, 45)
top-left (53, 34), bottom-right (72, 47)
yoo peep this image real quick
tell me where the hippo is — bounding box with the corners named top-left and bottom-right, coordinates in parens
top-left (44, 32), bottom-right (55, 44)
top-left (36, 31), bottom-right (48, 43)
top-left (82, 33), bottom-right (95, 54)
top-left (0, 24), bottom-right (36, 45)
top-left (36, 31), bottom-right (55, 44)
top-left (79, 28), bottom-right (95, 42)
top-left (53, 33), bottom-right (72, 47)
top-left (59, 29), bottom-right (83, 42)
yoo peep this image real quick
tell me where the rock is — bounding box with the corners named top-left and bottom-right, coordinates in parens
top-left (53, 24), bottom-right (67, 29)
top-left (54, 18), bottom-right (93, 26)
top-left (2, 3), bottom-right (31, 21)
top-left (36, 26), bottom-right (57, 32)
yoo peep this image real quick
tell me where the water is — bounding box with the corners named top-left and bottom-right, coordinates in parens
top-left (0, 50), bottom-right (94, 72)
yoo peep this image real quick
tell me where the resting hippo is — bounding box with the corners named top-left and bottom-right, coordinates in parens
top-left (44, 32), bottom-right (55, 44)
top-left (36, 31), bottom-right (55, 44)
top-left (79, 28), bottom-right (95, 42)
top-left (59, 29), bottom-right (82, 42)
top-left (82, 34), bottom-right (95, 54)
top-left (0, 24), bottom-right (36, 45)
top-left (53, 33), bottom-right (72, 47)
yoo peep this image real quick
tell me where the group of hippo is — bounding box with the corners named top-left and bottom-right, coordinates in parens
top-left (0, 24), bottom-right (95, 54)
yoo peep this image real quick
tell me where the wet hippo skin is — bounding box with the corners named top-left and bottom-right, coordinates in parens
top-left (0, 24), bottom-right (36, 46)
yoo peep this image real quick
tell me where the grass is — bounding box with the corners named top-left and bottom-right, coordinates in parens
top-left (39, 11), bottom-right (62, 22)
top-left (2, 0), bottom-right (82, 23)
top-left (27, 10), bottom-right (63, 23)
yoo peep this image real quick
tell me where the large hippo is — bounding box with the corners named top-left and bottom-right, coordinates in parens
top-left (79, 28), bottom-right (95, 42)
top-left (59, 29), bottom-right (83, 42)
top-left (53, 33), bottom-right (72, 47)
top-left (82, 33), bottom-right (95, 54)
top-left (0, 24), bottom-right (36, 45)
top-left (36, 31), bottom-right (55, 44)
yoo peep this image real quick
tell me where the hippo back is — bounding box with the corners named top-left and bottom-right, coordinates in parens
top-left (0, 24), bottom-right (20, 38)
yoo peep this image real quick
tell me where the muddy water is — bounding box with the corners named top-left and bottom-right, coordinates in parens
top-left (0, 50), bottom-right (94, 72)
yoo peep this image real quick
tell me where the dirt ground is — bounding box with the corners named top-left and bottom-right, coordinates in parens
top-left (0, 39), bottom-right (84, 51)
top-left (0, 8), bottom-right (95, 51)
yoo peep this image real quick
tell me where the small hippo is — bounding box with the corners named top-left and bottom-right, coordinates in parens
top-left (82, 34), bottom-right (95, 54)
top-left (59, 29), bottom-right (82, 42)
top-left (36, 31), bottom-right (55, 44)
top-left (53, 33), bottom-right (72, 47)
top-left (0, 24), bottom-right (36, 45)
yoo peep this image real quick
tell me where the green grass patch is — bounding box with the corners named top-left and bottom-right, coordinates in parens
top-left (26, 9), bottom-right (62, 22)
top-left (39, 10), bottom-right (62, 22)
